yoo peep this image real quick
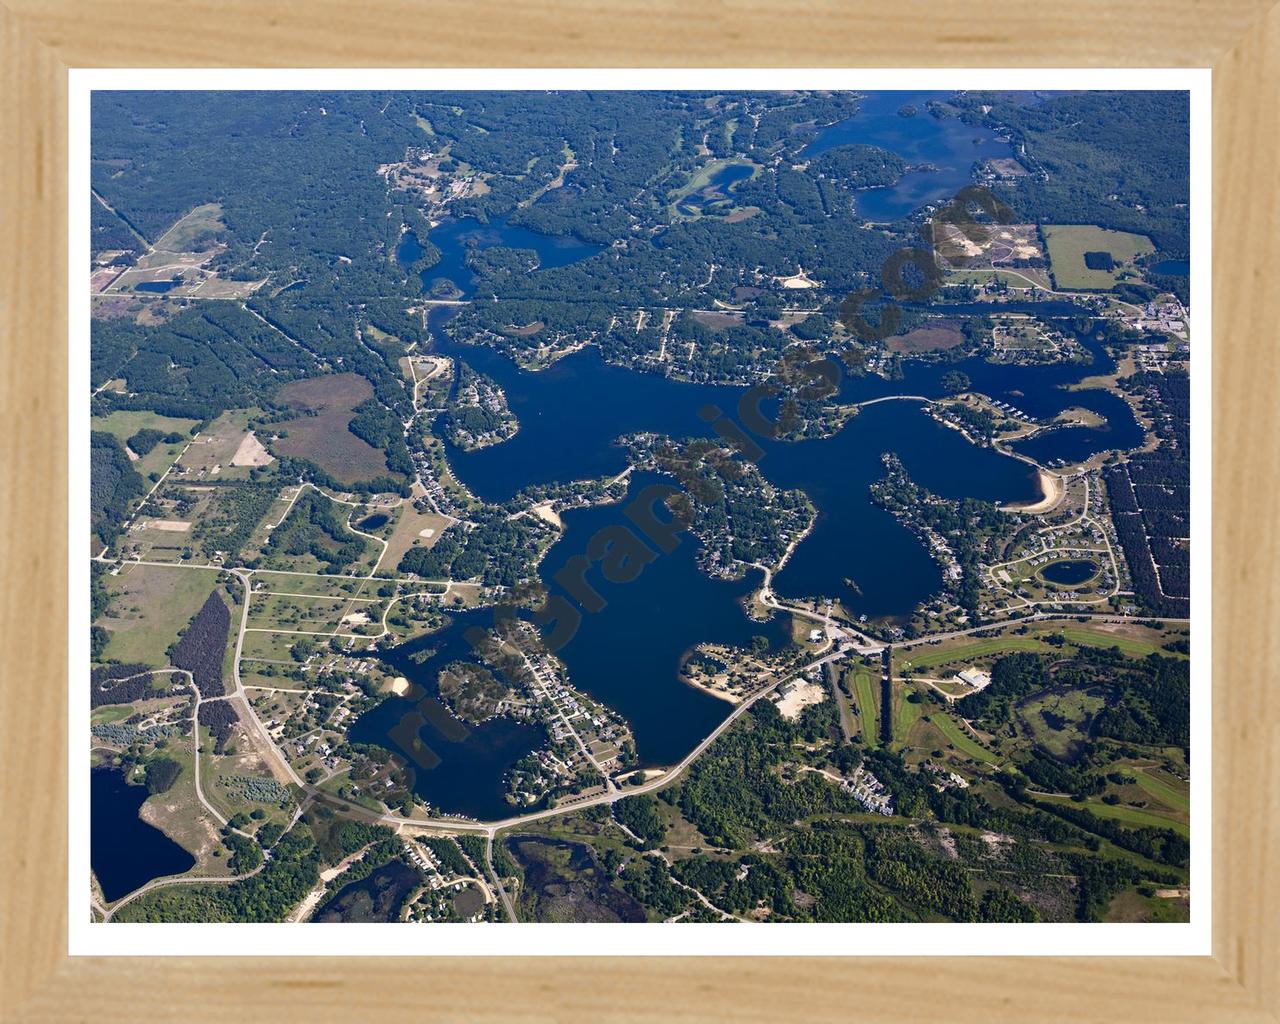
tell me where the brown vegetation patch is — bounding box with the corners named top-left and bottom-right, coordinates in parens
top-left (691, 310), bottom-right (741, 331)
top-left (886, 324), bottom-right (965, 354)
top-left (271, 374), bottom-right (389, 485)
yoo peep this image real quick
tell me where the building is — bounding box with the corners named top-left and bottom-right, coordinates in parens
top-left (956, 667), bottom-right (992, 691)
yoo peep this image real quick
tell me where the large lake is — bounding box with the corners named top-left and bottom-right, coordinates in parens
top-left (350, 94), bottom-right (1145, 818)
top-left (352, 306), bottom-right (1139, 816)
top-left (805, 90), bottom-right (1016, 222)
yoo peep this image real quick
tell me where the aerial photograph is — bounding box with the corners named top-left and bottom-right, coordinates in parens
top-left (88, 88), bottom-right (1192, 926)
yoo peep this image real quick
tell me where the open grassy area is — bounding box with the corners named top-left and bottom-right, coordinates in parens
top-left (249, 570), bottom-right (373, 598)
top-left (381, 503), bottom-right (454, 571)
top-left (1037, 792), bottom-right (1189, 838)
top-left (896, 636), bottom-right (1052, 674)
top-left (1017, 687), bottom-right (1105, 760)
top-left (176, 408), bottom-right (260, 481)
top-left (893, 685), bottom-right (925, 746)
top-left (1042, 224), bottom-right (1154, 290)
top-left (96, 562), bottom-right (220, 666)
top-left (248, 593), bottom-right (362, 634)
top-left (153, 203), bottom-right (225, 252)
top-left (1056, 626), bottom-right (1170, 659)
top-left (897, 622), bottom-right (1180, 678)
top-left (240, 629), bottom-right (315, 664)
top-left (851, 668), bottom-right (880, 748)
top-left (91, 409), bottom-right (199, 481)
top-left (948, 267), bottom-right (1053, 290)
top-left (1131, 766), bottom-right (1191, 812)
top-left (927, 712), bottom-right (1000, 765)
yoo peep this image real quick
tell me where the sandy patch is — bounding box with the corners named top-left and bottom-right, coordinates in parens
top-left (1002, 469), bottom-right (1064, 515)
top-left (777, 271), bottom-right (819, 289)
top-left (231, 430), bottom-right (274, 467)
top-left (142, 520), bottom-right (192, 532)
top-left (340, 611), bottom-right (372, 628)
top-left (776, 679), bottom-right (827, 720)
top-left (418, 528), bottom-right (436, 538)
top-left (389, 676), bottom-right (411, 696)
top-left (530, 501), bottom-right (563, 529)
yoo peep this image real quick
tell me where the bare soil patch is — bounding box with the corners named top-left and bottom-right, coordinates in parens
top-left (231, 430), bottom-right (274, 468)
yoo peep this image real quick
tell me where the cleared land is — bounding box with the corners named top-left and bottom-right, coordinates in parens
top-left (885, 324), bottom-right (965, 354)
top-left (95, 562), bottom-right (220, 666)
top-left (381, 504), bottom-right (454, 570)
top-left (177, 409), bottom-right (259, 481)
top-left (90, 410), bottom-right (198, 481)
top-left (1042, 224), bottom-right (1154, 290)
top-left (926, 712), bottom-right (999, 764)
top-left (271, 374), bottom-right (390, 485)
top-left (153, 203), bottom-right (225, 252)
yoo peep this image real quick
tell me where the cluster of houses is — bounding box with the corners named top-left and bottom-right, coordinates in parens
top-left (845, 766), bottom-right (894, 816)
top-left (923, 761), bottom-right (971, 790)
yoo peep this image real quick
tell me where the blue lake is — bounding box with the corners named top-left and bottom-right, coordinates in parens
top-left (134, 279), bottom-right (180, 293)
top-left (397, 216), bottom-right (603, 299)
top-left (1040, 559), bottom-right (1098, 586)
top-left (348, 96), bottom-right (1151, 818)
top-left (91, 766), bottom-right (195, 902)
top-left (347, 301), bottom-right (1145, 816)
top-left (805, 91), bottom-right (1015, 222)
top-left (1150, 258), bottom-right (1190, 276)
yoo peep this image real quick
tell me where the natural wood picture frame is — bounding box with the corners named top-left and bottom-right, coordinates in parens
top-left (2, 2), bottom-right (1276, 1020)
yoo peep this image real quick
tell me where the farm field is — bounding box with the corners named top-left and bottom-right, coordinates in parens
top-left (1042, 224), bottom-right (1154, 289)
top-left (271, 375), bottom-right (390, 485)
top-left (94, 562), bottom-right (220, 666)
top-left (176, 409), bottom-right (261, 481)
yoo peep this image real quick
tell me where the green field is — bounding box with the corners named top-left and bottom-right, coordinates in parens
top-left (893, 686), bottom-right (924, 746)
top-left (1132, 767), bottom-right (1191, 812)
top-left (851, 668), bottom-right (880, 748)
top-left (1038, 792), bottom-right (1189, 838)
top-left (96, 563), bottom-right (220, 666)
top-left (897, 636), bottom-right (1051, 674)
top-left (248, 593), bottom-right (357, 633)
top-left (929, 712), bottom-right (1000, 764)
top-left (948, 268), bottom-right (1051, 290)
top-left (1042, 224), bottom-right (1155, 290)
top-left (153, 202), bottom-right (225, 252)
top-left (1057, 627), bottom-right (1170, 659)
top-left (897, 625), bottom-right (1176, 677)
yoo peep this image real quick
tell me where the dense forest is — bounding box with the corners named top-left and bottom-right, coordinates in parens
top-left (170, 591), bottom-right (231, 697)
